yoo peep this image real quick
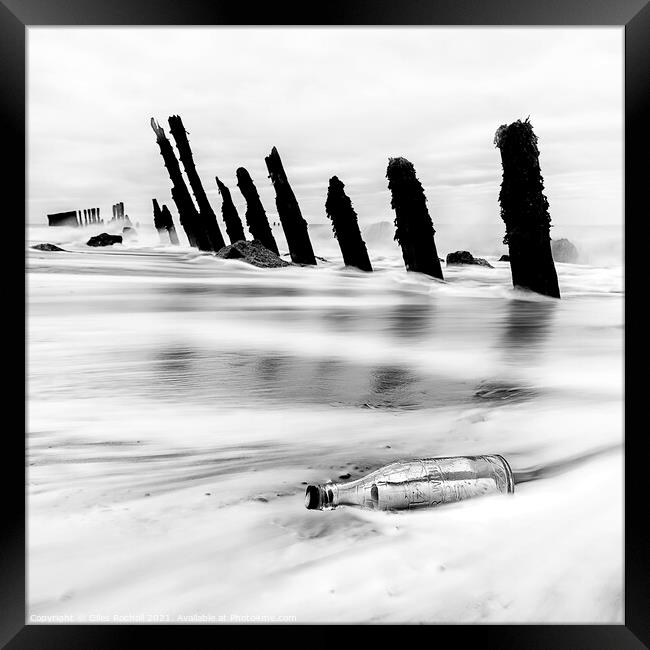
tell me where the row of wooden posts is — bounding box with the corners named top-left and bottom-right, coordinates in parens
top-left (47, 207), bottom-right (102, 228)
top-left (151, 115), bottom-right (560, 298)
top-left (47, 203), bottom-right (132, 229)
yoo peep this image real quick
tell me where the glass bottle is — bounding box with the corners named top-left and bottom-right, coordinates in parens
top-left (305, 454), bottom-right (514, 511)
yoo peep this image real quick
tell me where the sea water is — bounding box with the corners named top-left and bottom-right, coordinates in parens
top-left (27, 223), bottom-right (623, 623)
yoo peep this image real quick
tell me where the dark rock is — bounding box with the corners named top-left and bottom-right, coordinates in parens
top-left (551, 238), bottom-right (579, 263)
top-left (446, 250), bottom-right (494, 268)
top-left (122, 226), bottom-right (137, 239)
top-left (31, 243), bottom-right (65, 252)
top-left (216, 239), bottom-right (292, 268)
top-left (87, 233), bottom-right (123, 247)
top-left (499, 254), bottom-right (510, 262)
top-left (338, 473), bottom-right (351, 480)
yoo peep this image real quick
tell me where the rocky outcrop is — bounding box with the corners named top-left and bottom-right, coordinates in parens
top-left (31, 243), bottom-right (65, 252)
top-left (216, 240), bottom-right (292, 268)
top-left (446, 250), bottom-right (494, 268)
top-left (87, 233), bottom-right (123, 247)
top-left (499, 254), bottom-right (510, 262)
top-left (551, 238), bottom-right (579, 263)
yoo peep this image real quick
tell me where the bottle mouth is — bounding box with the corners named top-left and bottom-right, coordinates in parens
top-left (304, 485), bottom-right (322, 510)
top-left (305, 484), bottom-right (336, 510)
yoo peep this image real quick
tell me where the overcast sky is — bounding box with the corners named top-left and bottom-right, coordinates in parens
top-left (28, 27), bottom-right (622, 238)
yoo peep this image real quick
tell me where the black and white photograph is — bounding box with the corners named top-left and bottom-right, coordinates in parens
top-left (26, 25), bottom-right (624, 625)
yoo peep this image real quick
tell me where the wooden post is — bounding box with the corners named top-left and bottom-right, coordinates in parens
top-left (216, 176), bottom-right (246, 244)
top-left (161, 204), bottom-right (180, 245)
top-left (386, 157), bottom-right (444, 280)
top-left (47, 211), bottom-right (79, 227)
top-left (236, 167), bottom-right (279, 255)
top-left (150, 118), bottom-right (210, 250)
top-left (494, 118), bottom-right (560, 298)
top-left (168, 115), bottom-right (225, 251)
top-left (325, 176), bottom-right (372, 272)
top-left (264, 147), bottom-right (316, 265)
top-left (152, 198), bottom-right (168, 243)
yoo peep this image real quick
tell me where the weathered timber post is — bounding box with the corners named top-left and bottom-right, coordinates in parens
top-left (150, 118), bottom-right (210, 250)
top-left (325, 176), bottom-right (373, 272)
top-left (84, 209), bottom-right (89, 226)
top-left (264, 147), bottom-right (316, 265)
top-left (385, 157), bottom-right (444, 280)
top-left (77, 211), bottom-right (82, 227)
top-left (97, 208), bottom-right (101, 224)
top-left (152, 198), bottom-right (169, 243)
top-left (47, 211), bottom-right (78, 227)
top-left (168, 115), bottom-right (225, 251)
top-left (494, 118), bottom-right (560, 298)
top-left (236, 167), bottom-right (279, 255)
top-left (171, 186), bottom-right (200, 248)
top-left (161, 204), bottom-right (180, 245)
top-left (91, 208), bottom-right (97, 223)
top-left (215, 177), bottom-right (246, 244)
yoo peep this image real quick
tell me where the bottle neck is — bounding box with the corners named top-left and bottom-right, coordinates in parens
top-left (305, 480), bottom-right (377, 510)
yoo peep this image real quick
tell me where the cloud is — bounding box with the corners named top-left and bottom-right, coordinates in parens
top-left (28, 27), bottom-right (622, 237)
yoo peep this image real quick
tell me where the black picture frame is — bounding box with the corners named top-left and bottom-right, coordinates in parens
top-left (5, 0), bottom-right (646, 646)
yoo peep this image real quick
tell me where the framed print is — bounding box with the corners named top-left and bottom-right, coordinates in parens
top-left (4, 0), bottom-right (648, 646)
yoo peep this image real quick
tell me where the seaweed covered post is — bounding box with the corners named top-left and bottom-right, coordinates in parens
top-left (168, 115), bottom-right (225, 251)
top-left (264, 147), bottom-right (316, 265)
top-left (150, 117), bottom-right (210, 250)
top-left (385, 157), bottom-right (443, 280)
top-left (494, 118), bottom-right (560, 298)
top-left (325, 176), bottom-right (372, 272)
top-left (236, 167), bottom-right (279, 255)
top-left (161, 204), bottom-right (180, 245)
top-left (215, 176), bottom-right (246, 244)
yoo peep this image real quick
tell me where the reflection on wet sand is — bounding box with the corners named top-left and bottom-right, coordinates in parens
top-left (386, 301), bottom-right (434, 339)
top-left (500, 298), bottom-right (558, 364)
top-left (472, 299), bottom-right (558, 405)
